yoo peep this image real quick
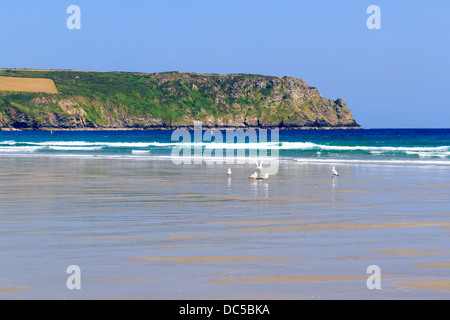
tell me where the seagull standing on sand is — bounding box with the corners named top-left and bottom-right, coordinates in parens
top-left (249, 172), bottom-right (258, 179)
top-left (257, 173), bottom-right (269, 180)
top-left (227, 168), bottom-right (232, 176)
top-left (332, 167), bottom-right (339, 178)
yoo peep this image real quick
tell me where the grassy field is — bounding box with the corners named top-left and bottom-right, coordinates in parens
top-left (0, 76), bottom-right (58, 94)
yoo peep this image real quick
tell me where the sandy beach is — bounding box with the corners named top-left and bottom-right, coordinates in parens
top-left (0, 154), bottom-right (449, 299)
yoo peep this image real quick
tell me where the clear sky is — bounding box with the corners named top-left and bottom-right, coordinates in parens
top-left (1, 0), bottom-right (449, 128)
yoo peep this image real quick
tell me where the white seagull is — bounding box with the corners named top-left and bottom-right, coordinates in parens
top-left (227, 168), bottom-right (232, 176)
top-left (255, 160), bottom-right (264, 171)
top-left (249, 172), bottom-right (258, 179)
top-left (332, 167), bottom-right (339, 178)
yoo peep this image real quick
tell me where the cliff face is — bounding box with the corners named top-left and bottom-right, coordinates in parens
top-left (0, 70), bottom-right (361, 130)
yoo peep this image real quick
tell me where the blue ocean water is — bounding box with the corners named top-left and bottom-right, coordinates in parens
top-left (0, 129), bottom-right (449, 165)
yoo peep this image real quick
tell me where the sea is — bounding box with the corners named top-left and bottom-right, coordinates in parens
top-left (0, 128), bottom-right (449, 165)
top-left (0, 128), bottom-right (449, 300)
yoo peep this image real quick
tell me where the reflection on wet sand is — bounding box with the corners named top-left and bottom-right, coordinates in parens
top-left (94, 277), bottom-right (153, 283)
top-left (0, 287), bottom-right (33, 294)
top-left (412, 262), bottom-right (450, 268)
top-left (128, 256), bottom-right (294, 263)
top-left (214, 220), bottom-right (305, 226)
top-left (371, 249), bottom-right (450, 257)
top-left (63, 237), bottom-right (155, 242)
top-left (392, 280), bottom-right (450, 292)
top-left (167, 235), bottom-right (239, 240)
top-left (151, 245), bottom-right (229, 250)
top-left (209, 274), bottom-right (368, 284)
top-left (228, 221), bottom-right (450, 233)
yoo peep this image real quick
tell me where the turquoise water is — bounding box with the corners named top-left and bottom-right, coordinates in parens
top-left (1, 129), bottom-right (449, 164)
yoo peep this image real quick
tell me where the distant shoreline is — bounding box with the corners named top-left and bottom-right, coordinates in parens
top-left (0, 126), bottom-right (364, 132)
top-left (0, 69), bottom-right (361, 131)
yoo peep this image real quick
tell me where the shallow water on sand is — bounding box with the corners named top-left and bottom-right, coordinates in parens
top-left (0, 155), bottom-right (449, 299)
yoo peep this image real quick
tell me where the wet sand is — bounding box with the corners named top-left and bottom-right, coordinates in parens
top-left (226, 221), bottom-right (450, 233)
top-left (129, 256), bottom-right (294, 263)
top-left (0, 155), bottom-right (449, 299)
top-left (392, 280), bottom-right (450, 292)
top-left (208, 274), bottom-right (369, 284)
top-left (413, 262), bottom-right (450, 268)
top-left (371, 249), bottom-right (450, 257)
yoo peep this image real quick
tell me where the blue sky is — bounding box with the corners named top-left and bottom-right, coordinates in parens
top-left (1, 0), bottom-right (449, 128)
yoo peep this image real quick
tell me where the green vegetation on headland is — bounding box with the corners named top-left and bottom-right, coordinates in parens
top-left (0, 69), bottom-right (361, 130)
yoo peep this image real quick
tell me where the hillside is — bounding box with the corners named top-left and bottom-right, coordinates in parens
top-left (0, 69), bottom-right (361, 130)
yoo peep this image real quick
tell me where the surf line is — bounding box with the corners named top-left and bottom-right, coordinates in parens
top-left (170, 121), bottom-right (280, 175)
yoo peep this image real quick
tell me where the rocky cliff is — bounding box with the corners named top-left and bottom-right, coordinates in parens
top-left (0, 69), bottom-right (361, 130)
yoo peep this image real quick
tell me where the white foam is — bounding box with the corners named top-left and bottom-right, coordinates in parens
top-left (0, 140), bottom-right (17, 145)
top-left (1, 150), bottom-right (449, 167)
top-left (405, 151), bottom-right (450, 158)
top-left (27, 141), bottom-right (152, 148)
top-left (4, 140), bottom-right (449, 153)
top-left (46, 146), bottom-right (103, 151)
top-left (1, 139), bottom-right (449, 164)
top-left (0, 146), bottom-right (41, 152)
top-left (280, 142), bottom-right (449, 152)
top-left (293, 157), bottom-right (450, 166)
